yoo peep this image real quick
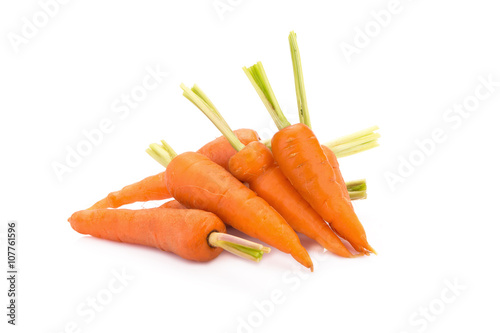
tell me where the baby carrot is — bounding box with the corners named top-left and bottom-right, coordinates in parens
top-left (181, 83), bottom-right (355, 257)
top-left (244, 57), bottom-right (375, 254)
top-left (288, 31), bottom-right (375, 253)
top-left (69, 207), bottom-right (270, 262)
top-left (89, 172), bottom-right (169, 209)
top-left (146, 141), bottom-right (314, 270)
top-left (160, 200), bottom-right (187, 209)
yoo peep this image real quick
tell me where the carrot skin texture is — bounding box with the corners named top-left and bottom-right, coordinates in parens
top-left (166, 152), bottom-right (313, 270)
top-left (322, 145), bottom-right (353, 208)
top-left (160, 200), bottom-right (187, 209)
top-left (198, 129), bottom-right (260, 170)
top-left (271, 123), bottom-right (374, 254)
top-left (69, 208), bottom-right (224, 262)
top-left (88, 129), bottom-right (260, 209)
top-left (228, 141), bottom-right (354, 258)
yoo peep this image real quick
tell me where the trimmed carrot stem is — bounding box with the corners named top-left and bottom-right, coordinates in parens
top-left (146, 142), bottom-right (177, 168)
top-left (243, 62), bottom-right (290, 129)
top-left (244, 62), bottom-right (289, 130)
top-left (289, 31), bottom-right (310, 127)
top-left (180, 83), bottom-right (244, 151)
top-left (324, 126), bottom-right (380, 157)
top-left (346, 179), bottom-right (367, 192)
top-left (209, 232), bottom-right (271, 262)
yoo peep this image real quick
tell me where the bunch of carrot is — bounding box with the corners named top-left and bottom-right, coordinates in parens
top-left (69, 32), bottom-right (379, 271)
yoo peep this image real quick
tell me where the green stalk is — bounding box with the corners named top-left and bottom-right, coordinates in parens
top-left (208, 232), bottom-right (271, 262)
top-left (243, 62), bottom-right (291, 130)
top-left (329, 130), bottom-right (381, 158)
top-left (180, 84), bottom-right (245, 152)
top-left (324, 126), bottom-right (379, 147)
top-left (346, 179), bottom-right (366, 192)
top-left (348, 191), bottom-right (367, 200)
top-left (346, 179), bottom-right (367, 200)
top-left (334, 140), bottom-right (380, 158)
top-left (146, 141), bottom-right (177, 168)
top-left (289, 31), bottom-right (310, 127)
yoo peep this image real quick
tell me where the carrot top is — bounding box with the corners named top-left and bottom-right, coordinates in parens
top-left (146, 140), bottom-right (177, 168)
top-left (208, 232), bottom-right (271, 262)
top-left (289, 31), bottom-right (310, 127)
top-left (243, 62), bottom-right (290, 130)
top-left (180, 84), bottom-right (245, 152)
top-left (323, 126), bottom-right (380, 158)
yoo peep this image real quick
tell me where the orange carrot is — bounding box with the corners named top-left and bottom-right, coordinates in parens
top-left (272, 124), bottom-right (374, 254)
top-left (181, 84), bottom-right (354, 257)
top-left (288, 31), bottom-right (374, 252)
top-left (322, 145), bottom-right (353, 206)
top-left (198, 128), bottom-right (261, 170)
top-left (90, 172), bottom-right (169, 209)
top-left (88, 129), bottom-right (260, 209)
top-left (244, 59), bottom-right (375, 255)
top-left (147, 142), bottom-right (314, 270)
top-left (160, 200), bottom-right (187, 209)
top-left (69, 207), bottom-right (270, 262)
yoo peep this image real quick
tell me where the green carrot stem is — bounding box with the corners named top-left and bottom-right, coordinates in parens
top-left (346, 179), bottom-right (366, 192)
top-left (348, 191), bottom-right (367, 200)
top-left (346, 179), bottom-right (367, 201)
top-left (243, 62), bottom-right (291, 130)
top-left (208, 232), bottom-right (271, 262)
top-left (146, 142), bottom-right (177, 168)
top-left (330, 132), bottom-right (380, 152)
top-left (334, 140), bottom-right (380, 158)
top-left (324, 126), bottom-right (379, 147)
top-left (181, 83), bottom-right (245, 152)
top-left (289, 31), bottom-right (310, 127)
top-left (190, 84), bottom-right (220, 116)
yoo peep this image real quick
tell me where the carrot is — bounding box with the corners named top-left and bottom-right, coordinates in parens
top-left (243, 48), bottom-right (375, 254)
top-left (69, 207), bottom-right (270, 262)
top-left (322, 145), bottom-right (353, 205)
top-left (181, 83), bottom-right (355, 257)
top-left (88, 129), bottom-right (260, 209)
top-left (89, 172), bottom-right (169, 209)
top-left (197, 129), bottom-right (260, 170)
top-left (160, 200), bottom-right (187, 209)
top-left (146, 141), bottom-right (314, 270)
top-left (272, 125), bottom-right (375, 254)
top-left (288, 31), bottom-right (374, 252)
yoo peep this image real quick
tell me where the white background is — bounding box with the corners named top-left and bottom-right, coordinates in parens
top-left (1, 0), bottom-right (500, 332)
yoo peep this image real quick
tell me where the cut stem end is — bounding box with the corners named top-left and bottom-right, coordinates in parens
top-left (208, 232), bottom-right (271, 262)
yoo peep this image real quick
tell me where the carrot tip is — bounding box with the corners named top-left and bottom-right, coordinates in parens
top-left (365, 245), bottom-right (377, 255)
